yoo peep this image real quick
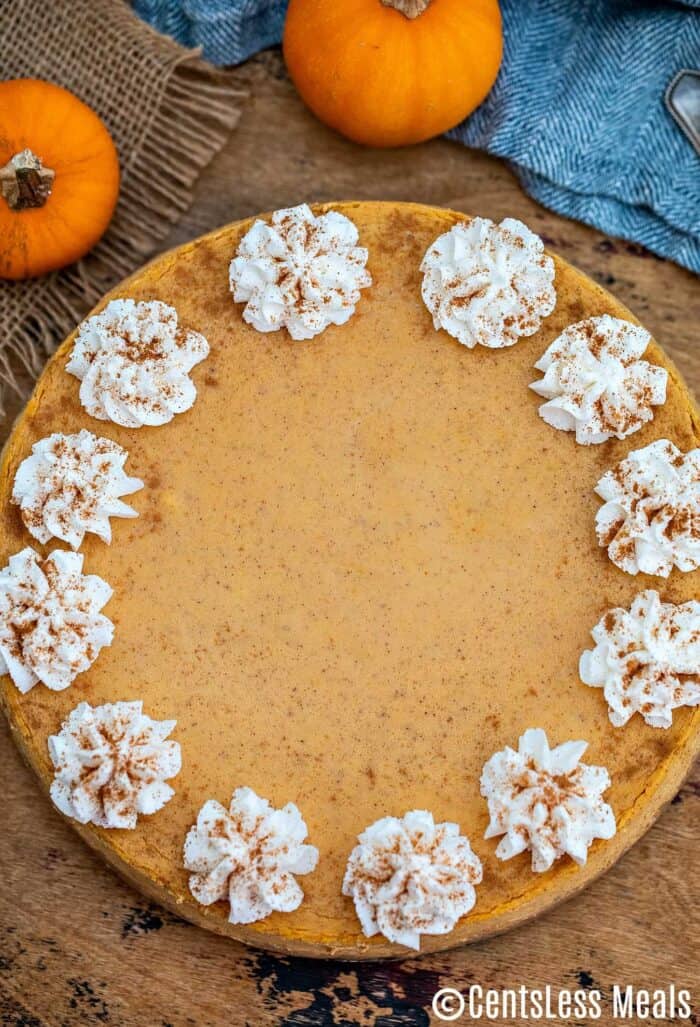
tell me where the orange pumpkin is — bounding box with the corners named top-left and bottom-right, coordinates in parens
top-left (0, 79), bottom-right (120, 280)
top-left (283, 0), bottom-right (503, 148)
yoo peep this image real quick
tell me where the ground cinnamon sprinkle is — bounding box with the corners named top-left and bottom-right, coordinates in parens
top-left (600, 518), bottom-right (624, 547)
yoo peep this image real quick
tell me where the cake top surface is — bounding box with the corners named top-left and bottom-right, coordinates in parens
top-left (1, 202), bottom-right (698, 957)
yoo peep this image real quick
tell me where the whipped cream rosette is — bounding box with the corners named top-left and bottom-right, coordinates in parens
top-left (481, 729), bottom-right (616, 873)
top-left (229, 203), bottom-right (371, 340)
top-left (12, 430), bottom-right (143, 549)
top-left (580, 591), bottom-right (700, 728)
top-left (184, 787), bottom-right (318, 924)
top-left (49, 700), bottom-right (181, 829)
top-left (0, 547), bottom-right (113, 693)
top-left (342, 810), bottom-right (482, 950)
top-left (595, 439), bottom-right (700, 576)
top-left (530, 315), bottom-right (667, 444)
top-left (67, 299), bottom-right (209, 428)
top-left (420, 216), bottom-right (556, 348)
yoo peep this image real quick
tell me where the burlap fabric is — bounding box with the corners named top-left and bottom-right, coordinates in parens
top-left (0, 0), bottom-right (245, 410)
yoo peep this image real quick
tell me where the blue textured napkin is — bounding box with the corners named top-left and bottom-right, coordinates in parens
top-left (134, 0), bottom-right (288, 63)
top-left (134, 0), bottom-right (700, 272)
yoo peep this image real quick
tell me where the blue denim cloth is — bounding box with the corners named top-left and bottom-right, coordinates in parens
top-left (134, 0), bottom-right (700, 272)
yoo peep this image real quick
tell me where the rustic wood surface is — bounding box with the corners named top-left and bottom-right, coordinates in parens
top-left (1, 52), bottom-right (698, 1027)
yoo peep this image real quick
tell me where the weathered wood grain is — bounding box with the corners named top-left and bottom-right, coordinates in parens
top-left (1, 51), bottom-right (698, 1027)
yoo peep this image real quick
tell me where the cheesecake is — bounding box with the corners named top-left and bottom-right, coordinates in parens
top-left (1, 202), bottom-right (698, 958)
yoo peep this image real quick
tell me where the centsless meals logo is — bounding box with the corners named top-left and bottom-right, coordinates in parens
top-left (431, 984), bottom-right (693, 1022)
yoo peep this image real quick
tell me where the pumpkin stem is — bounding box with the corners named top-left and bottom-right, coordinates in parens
top-left (0, 149), bottom-right (55, 211)
top-left (380, 0), bottom-right (432, 17)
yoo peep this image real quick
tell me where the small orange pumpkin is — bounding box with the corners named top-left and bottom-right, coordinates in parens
top-left (283, 0), bottom-right (503, 148)
top-left (0, 79), bottom-right (120, 280)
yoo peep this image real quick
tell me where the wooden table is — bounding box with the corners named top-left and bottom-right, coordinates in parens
top-left (2, 52), bottom-right (698, 1027)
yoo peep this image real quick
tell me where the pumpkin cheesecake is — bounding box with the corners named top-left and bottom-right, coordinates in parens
top-left (1, 201), bottom-right (698, 958)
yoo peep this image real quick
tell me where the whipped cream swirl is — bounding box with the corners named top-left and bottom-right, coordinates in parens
top-left (184, 787), bottom-right (319, 924)
top-left (0, 547), bottom-right (113, 693)
top-left (342, 810), bottom-right (483, 950)
top-left (229, 203), bottom-right (372, 340)
top-left (595, 439), bottom-right (700, 577)
top-left (12, 430), bottom-right (143, 549)
top-left (480, 728), bottom-right (616, 873)
top-left (420, 216), bottom-right (556, 349)
top-left (580, 590), bottom-right (700, 728)
top-left (49, 700), bottom-right (181, 829)
top-left (66, 299), bottom-right (210, 428)
top-left (530, 315), bottom-right (667, 444)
